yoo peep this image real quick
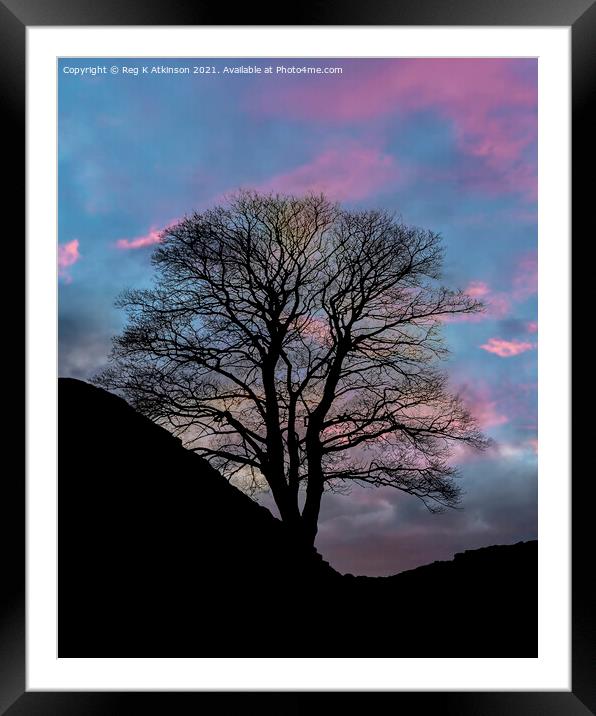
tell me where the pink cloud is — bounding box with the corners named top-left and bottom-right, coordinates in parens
top-left (116, 228), bottom-right (164, 250)
top-left (58, 239), bottom-right (80, 281)
top-left (472, 401), bottom-right (509, 430)
top-left (449, 381), bottom-right (509, 463)
top-left (446, 281), bottom-right (511, 324)
top-left (451, 250), bottom-right (538, 324)
top-left (254, 147), bottom-right (398, 202)
top-left (451, 377), bottom-right (537, 465)
top-left (480, 338), bottom-right (536, 358)
top-left (115, 147), bottom-right (396, 249)
top-left (463, 281), bottom-right (490, 299)
top-left (249, 59), bottom-right (536, 202)
top-left (115, 215), bottom-right (186, 250)
top-left (113, 146), bottom-right (398, 254)
top-left (485, 293), bottom-right (512, 319)
top-left (459, 382), bottom-right (509, 430)
top-left (465, 282), bottom-right (511, 320)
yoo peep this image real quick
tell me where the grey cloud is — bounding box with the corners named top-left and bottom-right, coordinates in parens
top-left (255, 455), bottom-right (537, 577)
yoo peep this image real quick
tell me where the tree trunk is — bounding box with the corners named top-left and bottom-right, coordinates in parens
top-left (301, 483), bottom-right (323, 548)
top-left (263, 469), bottom-right (300, 528)
top-left (301, 438), bottom-right (325, 548)
top-left (299, 341), bottom-right (349, 547)
top-left (261, 355), bottom-right (302, 526)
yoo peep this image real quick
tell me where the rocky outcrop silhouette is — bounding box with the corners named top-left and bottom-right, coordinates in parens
top-left (59, 378), bottom-right (537, 656)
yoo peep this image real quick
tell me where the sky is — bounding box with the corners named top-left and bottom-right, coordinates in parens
top-left (58, 57), bottom-right (538, 576)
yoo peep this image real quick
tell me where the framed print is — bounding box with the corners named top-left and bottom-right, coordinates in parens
top-left (6, 0), bottom-right (590, 711)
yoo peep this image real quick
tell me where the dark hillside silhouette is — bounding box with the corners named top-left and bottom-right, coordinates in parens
top-left (59, 377), bottom-right (536, 656)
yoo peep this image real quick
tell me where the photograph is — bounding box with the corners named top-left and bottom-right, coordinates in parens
top-left (57, 56), bottom-right (538, 657)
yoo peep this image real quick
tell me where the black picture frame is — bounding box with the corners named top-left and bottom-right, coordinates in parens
top-left (7, 0), bottom-right (589, 711)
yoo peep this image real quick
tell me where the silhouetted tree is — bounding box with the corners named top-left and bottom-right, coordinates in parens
top-left (96, 191), bottom-right (487, 547)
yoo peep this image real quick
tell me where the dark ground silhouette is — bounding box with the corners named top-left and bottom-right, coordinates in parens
top-left (59, 377), bottom-right (537, 656)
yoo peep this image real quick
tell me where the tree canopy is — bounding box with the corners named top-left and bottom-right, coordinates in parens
top-left (96, 191), bottom-right (487, 546)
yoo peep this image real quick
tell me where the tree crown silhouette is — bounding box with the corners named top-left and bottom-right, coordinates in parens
top-left (96, 191), bottom-right (487, 546)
